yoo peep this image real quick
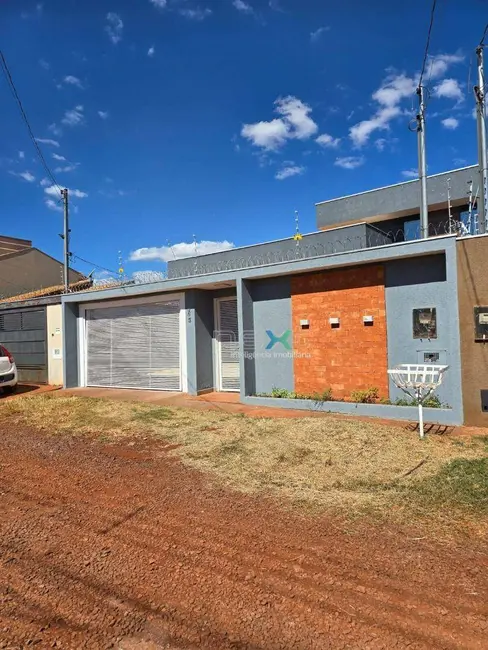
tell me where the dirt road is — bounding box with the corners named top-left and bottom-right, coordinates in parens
top-left (0, 426), bottom-right (487, 649)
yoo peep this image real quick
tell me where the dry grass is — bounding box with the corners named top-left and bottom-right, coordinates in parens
top-left (1, 394), bottom-right (487, 524)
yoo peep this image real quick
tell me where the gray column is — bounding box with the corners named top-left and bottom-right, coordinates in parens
top-left (62, 301), bottom-right (79, 388)
top-left (237, 277), bottom-right (256, 398)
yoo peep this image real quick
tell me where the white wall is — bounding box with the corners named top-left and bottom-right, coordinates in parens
top-left (47, 304), bottom-right (63, 385)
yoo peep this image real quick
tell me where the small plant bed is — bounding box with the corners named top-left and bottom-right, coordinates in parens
top-left (256, 386), bottom-right (450, 408)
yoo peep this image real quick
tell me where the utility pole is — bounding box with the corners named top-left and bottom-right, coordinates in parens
top-left (475, 45), bottom-right (487, 233)
top-left (61, 188), bottom-right (70, 292)
top-left (416, 85), bottom-right (429, 239)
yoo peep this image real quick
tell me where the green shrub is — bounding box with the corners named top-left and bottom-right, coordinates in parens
top-left (350, 387), bottom-right (379, 404)
top-left (311, 388), bottom-right (333, 402)
top-left (392, 394), bottom-right (449, 409)
top-left (271, 387), bottom-right (291, 399)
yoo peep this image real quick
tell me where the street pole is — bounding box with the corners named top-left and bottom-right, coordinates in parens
top-left (61, 188), bottom-right (70, 293)
top-left (475, 45), bottom-right (487, 233)
top-left (417, 85), bottom-right (429, 239)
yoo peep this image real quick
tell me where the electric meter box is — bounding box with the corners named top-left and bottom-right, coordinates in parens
top-left (474, 307), bottom-right (488, 341)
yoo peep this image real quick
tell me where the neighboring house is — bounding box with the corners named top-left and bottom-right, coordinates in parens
top-left (0, 234), bottom-right (86, 299)
top-left (61, 165), bottom-right (488, 427)
top-left (0, 279), bottom-right (92, 384)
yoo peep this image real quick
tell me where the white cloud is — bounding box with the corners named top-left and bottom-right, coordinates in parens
top-left (375, 138), bottom-right (387, 151)
top-left (316, 133), bottom-right (340, 148)
top-left (48, 123), bottom-right (63, 136)
top-left (441, 117), bottom-right (460, 130)
top-left (52, 153), bottom-right (66, 161)
top-left (62, 105), bottom-right (84, 127)
top-left (105, 12), bottom-right (123, 44)
top-left (63, 75), bottom-right (84, 89)
top-left (35, 137), bottom-right (60, 147)
top-left (45, 185), bottom-right (87, 199)
top-left (348, 55), bottom-right (464, 149)
top-left (349, 73), bottom-right (415, 147)
top-left (149, 0), bottom-right (167, 7)
top-left (40, 178), bottom-right (51, 187)
top-left (132, 270), bottom-right (166, 284)
top-left (129, 240), bottom-right (235, 262)
top-left (18, 151), bottom-right (25, 159)
top-left (21, 3), bottom-right (43, 19)
top-left (427, 53), bottom-right (464, 80)
top-left (45, 198), bottom-right (63, 213)
top-left (39, 58), bottom-right (50, 70)
top-left (148, 46), bottom-right (155, 57)
top-left (275, 164), bottom-right (305, 180)
top-left (241, 96), bottom-right (318, 151)
top-left (334, 156), bottom-right (364, 170)
top-left (98, 110), bottom-right (109, 120)
top-left (10, 170), bottom-right (36, 182)
top-left (434, 78), bottom-right (463, 102)
top-left (310, 26), bottom-right (330, 42)
top-left (401, 168), bottom-right (418, 179)
top-left (233, 0), bottom-right (254, 14)
top-left (349, 106), bottom-right (401, 147)
top-left (372, 73), bottom-right (417, 107)
top-left (242, 119), bottom-right (289, 151)
top-left (179, 7), bottom-right (212, 20)
top-left (54, 163), bottom-right (79, 173)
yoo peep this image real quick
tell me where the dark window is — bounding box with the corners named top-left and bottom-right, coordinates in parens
top-left (413, 308), bottom-right (437, 339)
top-left (404, 217), bottom-right (420, 241)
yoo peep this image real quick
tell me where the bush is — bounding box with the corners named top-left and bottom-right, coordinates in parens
top-left (350, 387), bottom-right (379, 404)
top-left (311, 388), bottom-right (333, 402)
top-left (271, 387), bottom-right (292, 399)
top-left (267, 387), bottom-right (333, 401)
top-left (393, 394), bottom-right (448, 409)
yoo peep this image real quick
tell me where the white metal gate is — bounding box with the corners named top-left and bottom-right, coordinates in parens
top-left (216, 298), bottom-right (240, 392)
top-left (86, 300), bottom-right (181, 390)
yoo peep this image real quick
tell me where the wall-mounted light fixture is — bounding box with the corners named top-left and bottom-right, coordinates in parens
top-left (300, 319), bottom-right (310, 329)
top-left (363, 315), bottom-right (374, 326)
top-left (329, 317), bottom-right (340, 328)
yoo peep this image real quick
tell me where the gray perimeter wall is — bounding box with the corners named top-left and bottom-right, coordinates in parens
top-left (316, 166), bottom-right (475, 230)
top-left (167, 224), bottom-right (387, 279)
top-left (62, 302), bottom-right (79, 388)
top-left (250, 276), bottom-right (294, 395)
top-left (384, 253), bottom-right (459, 408)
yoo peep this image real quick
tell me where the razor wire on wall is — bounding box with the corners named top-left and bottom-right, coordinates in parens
top-left (166, 217), bottom-right (476, 280)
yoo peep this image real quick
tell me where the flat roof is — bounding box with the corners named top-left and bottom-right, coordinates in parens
top-left (315, 165), bottom-right (478, 207)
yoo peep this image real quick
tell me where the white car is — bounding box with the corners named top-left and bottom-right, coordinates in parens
top-left (0, 346), bottom-right (18, 394)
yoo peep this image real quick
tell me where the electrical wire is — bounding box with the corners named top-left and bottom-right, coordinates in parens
top-left (0, 50), bottom-right (63, 197)
top-left (480, 23), bottom-right (488, 46)
top-left (71, 253), bottom-right (119, 276)
top-left (418, 0), bottom-right (438, 88)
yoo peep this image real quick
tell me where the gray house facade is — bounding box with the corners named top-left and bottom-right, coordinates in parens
top-left (62, 166), bottom-right (488, 427)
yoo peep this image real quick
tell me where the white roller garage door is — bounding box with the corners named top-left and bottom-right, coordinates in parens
top-left (86, 300), bottom-right (181, 390)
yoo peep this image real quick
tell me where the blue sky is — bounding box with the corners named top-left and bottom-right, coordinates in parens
top-left (0, 0), bottom-right (485, 280)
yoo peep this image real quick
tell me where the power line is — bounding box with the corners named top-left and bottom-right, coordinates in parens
top-left (71, 253), bottom-right (119, 276)
top-left (418, 0), bottom-right (438, 88)
top-left (0, 50), bottom-right (62, 196)
top-left (480, 23), bottom-right (488, 46)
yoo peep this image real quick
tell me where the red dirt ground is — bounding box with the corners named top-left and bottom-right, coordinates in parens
top-left (0, 425), bottom-right (487, 650)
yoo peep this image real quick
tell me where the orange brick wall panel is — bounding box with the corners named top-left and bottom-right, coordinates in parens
top-left (291, 265), bottom-right (389, 400)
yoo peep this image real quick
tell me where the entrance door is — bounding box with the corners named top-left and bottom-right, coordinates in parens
top-left (216, 298), bottom-right (240, 392)
top-left (86, 300), bottom-right (181, 390)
